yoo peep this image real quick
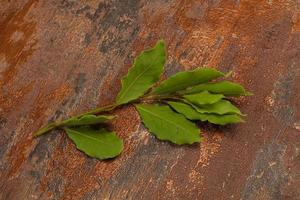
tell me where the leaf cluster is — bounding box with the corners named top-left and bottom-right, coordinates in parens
top-left (34, 40), bottom-right (251, 160)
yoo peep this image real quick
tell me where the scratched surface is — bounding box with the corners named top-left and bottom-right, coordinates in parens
top-left (1, 0), bottom-right (300, 199)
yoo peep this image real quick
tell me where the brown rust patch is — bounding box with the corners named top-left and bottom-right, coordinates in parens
top-left (5, 83), bottom-right (71, 178)
top-left (196, 131), bottom-right (222, 168)
top-left (0, 0), bottom-right (38, 88)
top-left (39, 134), bottom-right (92, 200)
top-left (292, 12), bottom-right (300, 33)
top-left (0, 80), bottom-right (34, 115)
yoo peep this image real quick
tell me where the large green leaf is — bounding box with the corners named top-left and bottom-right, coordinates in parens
top-left (181, 81), bottom-right (251, 96)
top-left (192, 99), bottom-right (243, 115)
top-left (63, 114), bottom-right (114, 126)
top-left (136, 104), bottom-right (201, 145)
top-left (183, 91), bottom-right (224, 105)
top-left (168, 101), bottom-right (243, 125)
top-left (116, 40), bottom-right (166, 105)
top-left (65, 127), bottom-right (123, 160)
top-left (152, 68), bottom-right (225, 95)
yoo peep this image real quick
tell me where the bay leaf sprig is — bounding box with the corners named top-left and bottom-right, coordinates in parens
top-left (34, 40), bottom-right (252, 160)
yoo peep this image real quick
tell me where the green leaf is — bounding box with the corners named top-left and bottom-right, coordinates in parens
top-left (168, 101), bottom-right (207, 121)
top-left (192, 99), bottom-right (243, 115)
top-left (168, 101), bottom-right (243, 125)
top-left (62, 114), bottom-right (114, 126)
top-left (116, 40), bottom-right (166, 105)
top-left (152, 68), bottom-right (225, 95)
top-left (65, 127), bottom-right (123, 159)
top-left (201, 114), bottom-right (244, 125)
top-left (183, 91), bottom-right (224, 105)
top-left (136, 104), bottom-right (201, 145)
top-left (181, 81), bottom-right (252, 96)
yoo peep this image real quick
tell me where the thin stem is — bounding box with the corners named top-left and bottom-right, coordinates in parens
top-left (33, 122), bottom-right (59, 137)
top-left (33, 93), bottom-right (184, 137)
top-left (33, 103), bottom-right (117, 137)
top-left (72, 103), bottom-right (117, 117)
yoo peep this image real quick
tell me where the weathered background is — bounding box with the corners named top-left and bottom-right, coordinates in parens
top-left (1, 0), bottom-right (300, 199)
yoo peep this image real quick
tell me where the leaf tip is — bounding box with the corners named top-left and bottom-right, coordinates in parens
top-left (245, 91), bottom-right (254, 96)
top-left (32, 131), bottom-right (41, 137)
top-left (157, 39), bottom-right (166, 46)
top-left (225, 70), bottom-right (233, 77)
top-left (198, 136), bottom-right (204, 143)
top-left (108, 115), bottom-right (117, 120)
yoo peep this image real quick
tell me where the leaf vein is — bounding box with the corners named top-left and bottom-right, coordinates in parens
top-left (138, 106), bottom-right (189, 133)
top-left (68, 129), bottom-right (112, 146)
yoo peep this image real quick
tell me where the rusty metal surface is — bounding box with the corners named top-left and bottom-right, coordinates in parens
top-left (1, 0), bottom-right (300, 199)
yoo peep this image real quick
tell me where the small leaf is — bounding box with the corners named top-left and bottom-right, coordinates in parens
top-left (183, 91), bottom-right (224, 105)
top-left (116, 40), bottom-right (166, 105)
top-left (65, 127), bottom-right (123, 159)
top-left (192, 99), bottom-right (243, 115)
top-left (63, 114), bottom-right (114, 126)
top-left (136, 104), bottom-right (201, 145)
top-left (168, 101), bottom-right (206, 121)
top-left (168, 101), bottom-right (243, 125)
top-left (152, 68), bottom-right (225, 95)
top-left (201, 114), bottom-right (244, 125)
top-left (181, 81), bottom-right (251, 96)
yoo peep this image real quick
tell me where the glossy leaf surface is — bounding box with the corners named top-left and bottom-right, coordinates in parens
top-left (63, 115), bottom-right (114, 126)
top-left (168, 101), bottom-right (243, 125)
top-left (184, 91), bottom-right (224, 105)
top-left (136, 104), bottom-right (201, 145)
top-left (116, 40), bottom-right (166, 105)
top-left (192, 100), bottom-right (242, 115)
top-left (152, 68), bottom-right (224, 95)
top-left (168, 101), bottom-right (206, 121)
top-left (201, 114), bottom-right (243, 125)
top-left (181, 81), bottom-right (251, 96)
top-left (65, 127), bottom-right (123, 159)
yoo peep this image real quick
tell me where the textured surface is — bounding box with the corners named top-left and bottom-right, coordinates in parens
top-left (1, 0), bottom-right (300, 199)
